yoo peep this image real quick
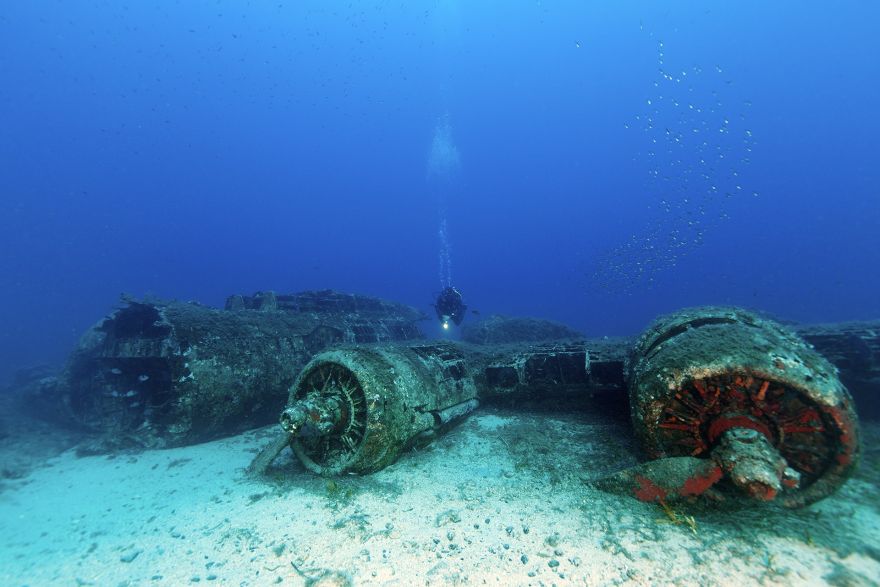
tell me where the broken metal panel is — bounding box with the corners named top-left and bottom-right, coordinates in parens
top-left (626, 306), bottom-right (860, 507)
top-left (594, 456), bottom-right (723, 504)
top-left (59, 291), bottom-right (425, 450)
top-left (465, 338), bottom-right (628, 403)
top-left (585, 338), bottom-right (632, 394)
top-left (473, 342), bottom-right (590, 399)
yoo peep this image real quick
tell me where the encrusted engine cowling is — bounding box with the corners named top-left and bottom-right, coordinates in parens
top-left (282, 343), bottom-right (479, 475)
top-left (627, 306), bottom-right (860, 507)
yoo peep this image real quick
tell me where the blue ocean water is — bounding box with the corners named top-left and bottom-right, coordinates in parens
top-left (1, 1), bottom-right (878, 385)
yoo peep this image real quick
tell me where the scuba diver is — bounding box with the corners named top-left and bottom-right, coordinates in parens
top-left (434, 286), bottom-right (467, 330)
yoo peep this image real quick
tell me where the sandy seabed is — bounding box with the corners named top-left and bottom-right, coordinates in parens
top-left (1, 407), bottom-right (878, 586)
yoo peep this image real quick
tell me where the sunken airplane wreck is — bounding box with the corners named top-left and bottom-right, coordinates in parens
top-left (30, 290), bottom-right (876, 508)
top-left (250, 306), bottom-right (861, 508)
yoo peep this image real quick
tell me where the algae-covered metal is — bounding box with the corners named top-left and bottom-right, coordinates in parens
top-left (280, 342), bottom-right (479, 475)
top-left (60, 291), bottom-right (424, 450)
top-left (468, 340), bottom-right (627, 401)
top-left (626, 306), bottom-right (860, 507)
top-left (251, 337), bottom-right (628, 476)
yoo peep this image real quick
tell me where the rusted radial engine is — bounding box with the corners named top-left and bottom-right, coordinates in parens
top-left (253, 343), bottom-right (479, 475)
top-left (622, 306), bottom-right (860, 508)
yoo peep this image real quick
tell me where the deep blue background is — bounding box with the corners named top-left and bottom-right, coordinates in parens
top-left (1, 1), bottom-right (878, 384)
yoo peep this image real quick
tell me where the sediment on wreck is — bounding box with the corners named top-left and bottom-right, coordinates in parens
top-left (625, 306), bottom-right (860, 507)
top-left (51, 290), bottom-right (426, 451)
top-left (251, 336), bottom-right (633, 476)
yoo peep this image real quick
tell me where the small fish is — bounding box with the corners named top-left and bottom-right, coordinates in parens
top-left (110, 368), bottom-right (122, 375)
top-left (138, 374), bottom-right (150, 382)
top-left (125, 390), bottom-right (138, 398)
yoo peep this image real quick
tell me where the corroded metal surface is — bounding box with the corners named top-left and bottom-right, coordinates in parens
top-left (283, 343), bottom-right (479, 474)
top-left (594, 456), bottom-right (723, 503)
top-left (251, 338), bottom-right (629, 476)
top-left (458, 338), bottom-right (630, 403)
top-left (626, 306), bottom-right (860, 507)
top-left (55, 291), bottom-right (425, 450)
